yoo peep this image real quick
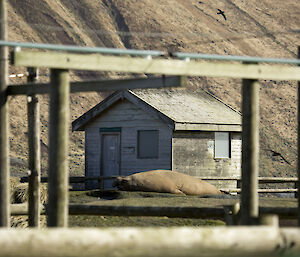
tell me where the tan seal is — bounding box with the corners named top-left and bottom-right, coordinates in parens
top-left (112, 170), bottom-right (221, 196)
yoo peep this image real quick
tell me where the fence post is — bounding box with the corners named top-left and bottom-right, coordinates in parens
top-left (224, 203), bottom-right (240, 226)
top-left (0, 0), bottom-right (9, 227)
top-left (27, 67), bottom-right (41, 227)
top-left (240, 78), bottom-right (260, 225)
top-left (298, 46), bottom-right (300, 226)
top-left (47, 69), bottom-right (70, 227)
top-left (260, 214), bottom-right (279, 227)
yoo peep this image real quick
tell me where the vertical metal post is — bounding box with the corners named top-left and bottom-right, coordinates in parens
top-left (297, 46), bottom-right (300, 226)
top-left (0, 0), bottom-right (9, 227)
top-left (240, 78), bottom-right (260, 225)
top-left (27, 67), bottom-right (41, 227)
top-left (47, 69), bottom-right (70, 227)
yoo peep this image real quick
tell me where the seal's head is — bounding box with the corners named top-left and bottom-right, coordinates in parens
top-left (112, 176), bottom-right (130, 190)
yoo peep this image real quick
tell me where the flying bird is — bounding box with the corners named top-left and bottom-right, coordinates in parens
top-left (217, 9), bottom-right (227, 20)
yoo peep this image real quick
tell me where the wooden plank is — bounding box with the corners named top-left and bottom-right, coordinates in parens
top-left (11, 203), bottom-right (45, 216)
top-left (47, 69), bottom-right (70, 227)
top-left (10, 203), bottom-right (299, 220)
top-left (241, 79), bottom-right (260, 225)
top-left (260, 214), bottom-right (279, 226)
top-left (68, 204), bottom-right (224, 218)
top-left (0, 227), bottom-right (300, 257)
top-left (7, 76), bottom-right (184, 95)
top-left (11, 51), bottom-right (300, 81)
top-left (0, 0), bottom-right (9, 227)
top-left (21, 176), bottom-right (116, 183)
top-left (27, 68), bottom-right (41, 228)
top-left (298, 46), bottom-right (300, 226)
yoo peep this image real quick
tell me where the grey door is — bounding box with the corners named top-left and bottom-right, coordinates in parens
top-left (101, 133), bottom-right (120, 189)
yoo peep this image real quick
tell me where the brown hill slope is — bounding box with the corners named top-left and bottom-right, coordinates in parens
top-left (6, 0), bottom-right (300, 177)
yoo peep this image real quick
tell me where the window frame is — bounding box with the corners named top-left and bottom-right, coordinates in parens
top-left (214, 132), bottom-right (231, 159)
top-left (137, 130), bottom-right (159, 159)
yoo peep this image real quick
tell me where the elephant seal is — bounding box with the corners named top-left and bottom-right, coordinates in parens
top-left (112, 170), bottom-right (222, 196)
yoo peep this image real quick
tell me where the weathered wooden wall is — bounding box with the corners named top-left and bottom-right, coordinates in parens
top-left (85, 99), bottom-right (172, 188)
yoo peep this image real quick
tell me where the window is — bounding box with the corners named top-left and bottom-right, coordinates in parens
top-left (138, 130), bottom-right (159, 159)
top-left (215, 132), bottom-right (230, 158)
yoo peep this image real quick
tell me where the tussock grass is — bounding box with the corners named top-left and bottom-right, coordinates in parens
top-left (10, 177), bottom-right (48, 204)
top-left (10, 177), bottom-right (48, 228)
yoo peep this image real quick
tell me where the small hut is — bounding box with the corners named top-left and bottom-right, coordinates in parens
top-left (72, 89), bottom-right (242, 189)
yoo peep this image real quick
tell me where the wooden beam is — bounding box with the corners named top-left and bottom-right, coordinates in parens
top-left (21, 176), bottom-right (103, 183)
top-left (68, 205), bottom-right (299, 219)
top-left (7, 76), bottom-right (184, 95)
top-left (0, 0), bottom-right (9, 227)
top-left (68, 204), bottom-right (224, 218)
top-left (240, 79), bottom-right (260, 225)
top-left (27, 68), bottom-right (41, 228)
top-left (11, 51), bottom-right (300, 81)
top-left (298, 46), bottom-right (300, 226)
top-left (11, 203), bottom-right (45, 216)
top-left (260, 214), bottom-right (279, 226)
top-left (10, 203), bottom-right (299, 220)
top-left (47, 69), bottom-right (69, 227)
top-left (0, 227), bottom-right (300, 257)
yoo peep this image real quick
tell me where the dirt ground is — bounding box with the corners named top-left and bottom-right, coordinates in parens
top-left (68, 190), bottom-right (298, 228)
top-left (10, 181), bottom-right (298, 227)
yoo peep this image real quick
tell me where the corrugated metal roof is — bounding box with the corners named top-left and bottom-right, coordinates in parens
top-left (130, 88), bottom-right (241, 125)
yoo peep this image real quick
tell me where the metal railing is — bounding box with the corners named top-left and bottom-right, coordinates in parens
top-left (2, 40), bottom-right (300, 64)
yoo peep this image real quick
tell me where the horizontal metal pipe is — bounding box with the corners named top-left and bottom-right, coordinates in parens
top-left (2, 40), bottom-right (300, 64)
top-left (0, 40), bottom-right (165, 57)
top-left (0, 227), bottom-right (299, 257)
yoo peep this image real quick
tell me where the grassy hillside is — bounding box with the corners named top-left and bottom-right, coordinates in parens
top-left (6, 0), bottom-right (300, 177)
